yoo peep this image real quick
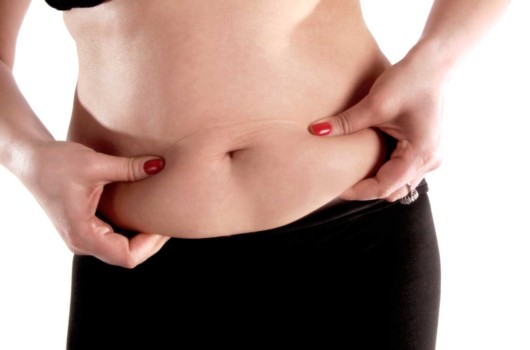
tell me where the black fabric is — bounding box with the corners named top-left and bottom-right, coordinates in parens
top-left (45, 0), bottom-right (105, 11)
top-left (67, 180), bottom-right (440, 350)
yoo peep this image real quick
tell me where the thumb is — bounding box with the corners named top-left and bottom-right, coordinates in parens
top-left (97, 154), bottom-right (165, 183)
top-left (308, 96), bottom-right (378, 136)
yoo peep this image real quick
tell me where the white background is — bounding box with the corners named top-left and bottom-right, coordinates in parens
top-left (1, 1), bottom-right (529, 349)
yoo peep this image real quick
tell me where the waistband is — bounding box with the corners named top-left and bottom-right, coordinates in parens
top-left (250, 177), bottom-right (430, 235)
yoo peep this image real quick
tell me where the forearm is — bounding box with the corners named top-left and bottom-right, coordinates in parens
top-left (0, 60), bottom-right (55, 177)
top-left (410, 0), bottom-right (511, 76)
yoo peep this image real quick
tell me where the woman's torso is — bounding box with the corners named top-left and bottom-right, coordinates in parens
top-left (63, 0), bottom-right (390, 238)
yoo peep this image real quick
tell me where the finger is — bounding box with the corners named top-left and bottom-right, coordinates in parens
top-left (96, 232), bottom-right (170, 269)
top-left (386, 177), bottom-right (424, 203)
top-left (83, 216), bottom-right (170, 268)
top-left (94, 154), bottom-right (165, 184)
top-left (308, 96), bottom-right (385, 136)
top-left (339, 152), bottom-right (415, 201)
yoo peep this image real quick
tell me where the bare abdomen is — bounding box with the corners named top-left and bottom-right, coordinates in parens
top-left (95, 122), bottom-right (384, 237)
top-left (64, 0), bottom-right (389, 237)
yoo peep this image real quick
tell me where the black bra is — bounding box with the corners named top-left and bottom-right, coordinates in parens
top-left (45, 0), bottom-right (106, 11)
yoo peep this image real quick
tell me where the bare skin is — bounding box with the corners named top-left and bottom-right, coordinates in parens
top-left (64, 0), bottom-right (387, 237)
top-left (0, 0), bottom-right (511, 267)
top-left (310, 0), bottom-right (512, 201)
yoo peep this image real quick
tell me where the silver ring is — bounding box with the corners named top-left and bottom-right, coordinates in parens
top-left (399, 183), bottom-right (419, 205)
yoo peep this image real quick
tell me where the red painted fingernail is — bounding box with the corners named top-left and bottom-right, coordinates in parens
top-left (309, 121), bottom-right (332, 136)
top-left (144, 158), bottom-right (165, 175)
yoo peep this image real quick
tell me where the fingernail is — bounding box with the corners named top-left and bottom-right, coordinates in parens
top-left (309, 121), bottom-right (332, 136)
top-left (144, 158), bottom-right (165, 175)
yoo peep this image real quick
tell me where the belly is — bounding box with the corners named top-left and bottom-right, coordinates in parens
top-left (64, 0), bottom-right (389, 237)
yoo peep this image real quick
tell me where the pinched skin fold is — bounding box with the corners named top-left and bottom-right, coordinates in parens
top-left (65, 0), bottom-right (389, 237)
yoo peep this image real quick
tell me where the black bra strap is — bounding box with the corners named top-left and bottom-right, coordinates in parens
top-left (45, 0), bottom-right (106, 11)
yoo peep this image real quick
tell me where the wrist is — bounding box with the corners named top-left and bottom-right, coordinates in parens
top-left (1, 138), bottom-right (55, 181)
top-left (404, 38), bottom-right (460, 83)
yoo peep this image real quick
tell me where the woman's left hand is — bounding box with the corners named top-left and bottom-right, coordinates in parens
top-left (308, 44), bottom-right (449, 202)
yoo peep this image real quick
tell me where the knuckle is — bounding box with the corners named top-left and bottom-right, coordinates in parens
top-left (122, 256), bottom-right (139, 269)
top-left (126, 158), bottom-right (137, 182)
top-left (84, 157), bottom-right (102, 178)
top-left (66, 236), bottom-right (84, 254)
top-left (377, 188), bottom-right (393, 199)
top-left (62, 224), bottom-right (90, 256)
top-left (431, 155), bottom-right (443, 170)
top-left (118, 247), bottom-right (142, 269)
top-left (419, 148), bottom-right (443, 170)
top-left (69, 246), bottom-right (84, 256)
top-left (369, 92), bottom-right (393, 117)
top-left (335, 112), bottom-right (353, 135)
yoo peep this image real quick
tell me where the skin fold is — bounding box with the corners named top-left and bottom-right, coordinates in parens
top-left (0, 0), bottom-right (511, 267)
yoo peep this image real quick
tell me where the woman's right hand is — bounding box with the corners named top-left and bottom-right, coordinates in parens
top-left (21, 140), bottom-right (168, 268)
top-left (1, 0), bottom-right (169, 268)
